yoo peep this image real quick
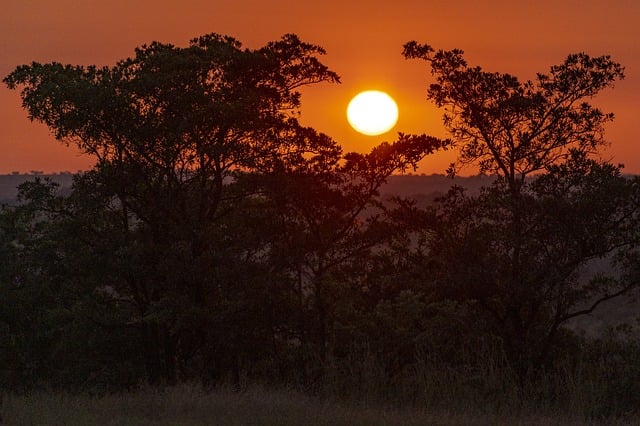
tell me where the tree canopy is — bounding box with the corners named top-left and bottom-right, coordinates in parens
top-left (403, 41), bottom-right (625, 189)
top-left (402, 40), bottom-right (638, 374)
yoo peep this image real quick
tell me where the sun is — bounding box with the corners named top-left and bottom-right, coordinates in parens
top-left (347, 90), bottom-right (399, 136)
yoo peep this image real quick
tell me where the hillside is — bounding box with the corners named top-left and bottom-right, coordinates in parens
top-left (0, 173), bottom-right (485, 204)
top-left (380, 173), bottom-right (495, 206)
top-left (0, 173), bottom-right (74, 203)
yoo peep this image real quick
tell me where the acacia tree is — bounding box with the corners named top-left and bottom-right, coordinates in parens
top-left (3, 33), bottom-right (343, 385)
top-left (403, 42), bottom-right (639, 373)
top-left (403, 41), bottom-right (624, 190)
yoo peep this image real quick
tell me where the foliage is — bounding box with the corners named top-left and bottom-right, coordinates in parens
top-left (403, 41), bottom-right (624, 184)
top-left (0, 177), bottom-right (145, 391)
top-left (402, 40), bottom-right (639, 374)
top-left (256, 134), bottom-right (450, 368)
top-left (415, 154), bottom-right (640, 370)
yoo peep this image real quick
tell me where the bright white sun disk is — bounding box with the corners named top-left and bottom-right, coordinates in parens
top-left (347, 90), bottom-right (399, 136)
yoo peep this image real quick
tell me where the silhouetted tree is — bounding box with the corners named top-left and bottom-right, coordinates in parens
top-left (424, 154), bottom-right (640, 371)
top-left (403, 41), bottom-right (624, 188)
top-left (404, 41), bottom-right (639, 374)
top-left (0, 177), bottom-right (144, 390)
top-left (4, 33), bottom-right (341, 385)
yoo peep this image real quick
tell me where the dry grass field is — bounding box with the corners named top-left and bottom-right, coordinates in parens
top-left (2, 384), bottom-right (637, 426)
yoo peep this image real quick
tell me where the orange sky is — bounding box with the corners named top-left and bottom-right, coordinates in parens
top-left (1, 0), bottom-right (638, 175)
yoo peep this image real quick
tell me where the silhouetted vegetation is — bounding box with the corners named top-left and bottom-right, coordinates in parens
top-left (2, 34), bottom-right (640, 422)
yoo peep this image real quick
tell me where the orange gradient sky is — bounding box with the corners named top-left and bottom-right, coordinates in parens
top-left (1, 0), bottom-right (638, 175)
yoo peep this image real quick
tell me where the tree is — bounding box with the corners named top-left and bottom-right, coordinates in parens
top-left (0, 177), bottom-right (145, 390)
top-left (403, 41), bottom-right (639, 374)
top-left (3, 33), bottom-right (343, 385)
top-left (423, 155), bottom-right (640, 370)
top-left (403, 41), bottom-right (624, 190)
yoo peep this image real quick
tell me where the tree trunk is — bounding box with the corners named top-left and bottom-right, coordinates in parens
top-left (142, 323), bottom-right (162, 385)
top-left (162, 325), bottom-right (177, 386)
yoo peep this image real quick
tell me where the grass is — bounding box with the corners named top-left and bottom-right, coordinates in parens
top-left (3, 335), bottom-right (639, 425)
top-left (2, 384), bottom-right (635, 426)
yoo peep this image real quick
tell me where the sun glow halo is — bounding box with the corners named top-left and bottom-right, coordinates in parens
top-left (347, 90), bottom-right (399, 136)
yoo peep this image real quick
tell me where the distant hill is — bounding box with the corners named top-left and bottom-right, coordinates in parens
top-left (0, 173), bottom-right (493, 205)
top-left (380, 174), bottom-right (495, 205)
top-left (0, 173), bottom-right (74, 204)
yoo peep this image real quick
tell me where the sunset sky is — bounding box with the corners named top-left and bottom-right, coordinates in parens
top-left (1, 0), bottom-right (638, 175)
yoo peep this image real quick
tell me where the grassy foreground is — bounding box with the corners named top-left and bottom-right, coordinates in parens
top-left (2, 384), bottom-right (634, 426)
